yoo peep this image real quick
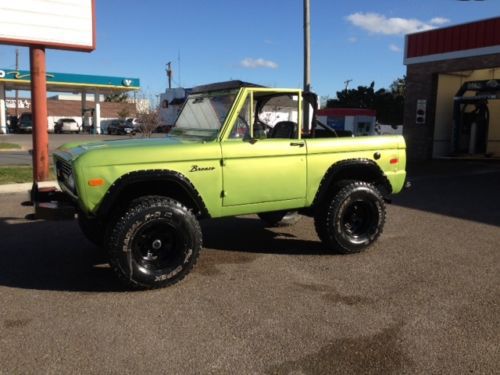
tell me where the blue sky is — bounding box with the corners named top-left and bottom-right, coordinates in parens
top-left (0, 0), bottom-right (498, 100)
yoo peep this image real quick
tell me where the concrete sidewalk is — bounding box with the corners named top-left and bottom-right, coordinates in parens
top-left (0, 180), bottom-right (58, 194)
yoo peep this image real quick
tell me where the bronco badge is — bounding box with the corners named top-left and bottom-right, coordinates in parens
top-left (190, 165), bottom-right (215, 172)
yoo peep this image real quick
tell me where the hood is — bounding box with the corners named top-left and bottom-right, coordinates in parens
top-left (56, 136), bottom-right (200, 161)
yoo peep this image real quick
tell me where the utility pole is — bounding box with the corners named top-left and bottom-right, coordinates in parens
top-left (15, 49), bottom-right (19, 117)
top-left (166, 62), bottom-right (172, 89)
top-left (303, 0), bottom-right (311, 92)
top-left (303, 0), bottom-right (311, 132)
top-left (344, 79), bottom-right (352, 92)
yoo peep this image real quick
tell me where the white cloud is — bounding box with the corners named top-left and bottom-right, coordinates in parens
top-left (240, 58), bottom-right (278, 69)
top-left (346, 12), bottom-right (451, 35)
top-left (389, 44), bottom-right (401, 52)
top-left (347, 36), bottom-right (358, 43)
top-left (430, 17), bottom-right (450, 26)
top-left (264, 39), bottom-right (274, 45)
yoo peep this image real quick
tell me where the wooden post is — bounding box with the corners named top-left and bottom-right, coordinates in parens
top-left (30, 46), bottom-right (49, 182)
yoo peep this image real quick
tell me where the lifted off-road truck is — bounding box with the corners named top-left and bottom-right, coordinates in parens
top-left (40, 81), bottom-right (407, 289)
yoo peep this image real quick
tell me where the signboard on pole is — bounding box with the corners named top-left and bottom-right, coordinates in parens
top-left (0, 0), bottom-right (95, 51)
top-left (0, 0), bottom-right (96, 185)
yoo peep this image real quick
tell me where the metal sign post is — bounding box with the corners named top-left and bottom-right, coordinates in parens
top-left (30, 46), bottom-right (49, 182)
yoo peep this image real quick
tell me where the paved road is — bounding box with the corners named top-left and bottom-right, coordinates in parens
top-left (0, 151), bottom-right (32, 166)
top-left (0, 161), bottom-right (498, 374)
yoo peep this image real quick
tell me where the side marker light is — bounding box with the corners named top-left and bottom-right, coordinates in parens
top-left (88, 178), bottom-right (105, 187)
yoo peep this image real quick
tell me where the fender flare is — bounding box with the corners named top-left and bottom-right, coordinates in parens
top-left (96, 169), bottom-right (209, 218)
top-left (313, 158), bottom-right (392, 207)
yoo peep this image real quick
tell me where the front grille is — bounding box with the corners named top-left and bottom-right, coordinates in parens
top-left (55, 158), bottom-right (76, 194)
top-left (56, 159), bottom-right (71, 181)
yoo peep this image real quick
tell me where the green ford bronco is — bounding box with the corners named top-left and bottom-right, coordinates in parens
top-left (40, 81), bottom-right (407, 289)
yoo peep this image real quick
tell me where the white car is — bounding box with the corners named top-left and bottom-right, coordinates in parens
top-left (54, 118), bottom-right (81, 134)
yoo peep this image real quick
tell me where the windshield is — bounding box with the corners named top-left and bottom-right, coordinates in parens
top-left (171, 90), bottom-right (237, 139)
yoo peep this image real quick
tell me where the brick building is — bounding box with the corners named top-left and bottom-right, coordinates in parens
top-left (403, 17), bottom-right (500, 160)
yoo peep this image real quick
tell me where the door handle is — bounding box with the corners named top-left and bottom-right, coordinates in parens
top-left (290, 142), bottom-right (304, 147)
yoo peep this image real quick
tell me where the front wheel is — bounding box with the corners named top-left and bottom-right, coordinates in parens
top-left (314, 181), bottom-right (385, 254)
top-left (106, 196), bottom-right (202, 289)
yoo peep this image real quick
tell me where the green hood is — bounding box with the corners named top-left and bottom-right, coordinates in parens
top-left (57, 136), bottom-right (200, 162)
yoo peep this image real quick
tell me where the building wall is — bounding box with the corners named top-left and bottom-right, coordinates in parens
top-left (404, 53), bottom-right (500, 160)
top-left (488, 97), bottom-right (500, 155)
top-left (433, 74), bottom-right (461, 156)
top-left (7, 99), bottom-right (137, 118)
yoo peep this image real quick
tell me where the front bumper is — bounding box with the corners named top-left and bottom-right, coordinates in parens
top-left (31, 184), bottom-right (76, 220)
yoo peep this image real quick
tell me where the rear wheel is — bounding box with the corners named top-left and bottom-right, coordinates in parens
top-left (314, 181), bottom-right (385, 254)
top-left (106, 196), bottom-right (202, 289)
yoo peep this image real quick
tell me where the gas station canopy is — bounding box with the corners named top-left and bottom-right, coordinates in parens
top-left (0, 68), bottom-right (141, 138)
top-left (0, 68), bottom-right (140, 94)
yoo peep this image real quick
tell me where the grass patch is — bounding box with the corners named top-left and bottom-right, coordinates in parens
top-left (0, 166), bottom-right (54, 184)
top-left (0, 142), bottom-right (21, 150)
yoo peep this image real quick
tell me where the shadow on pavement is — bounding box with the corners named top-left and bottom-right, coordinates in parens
top-left (394, 160), bottom-right (500, 227)
top-left (201, 217), bottom-right (330, 255)
top-left (0, 216), bottom-right (123, 293)
top-left (0, 214), bottom-right (329, 293)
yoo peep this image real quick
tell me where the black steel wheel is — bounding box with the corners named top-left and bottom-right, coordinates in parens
top-left (314, 181), bottom-right (385, 254)
top-left (106, 196), bottom-right (202, 289)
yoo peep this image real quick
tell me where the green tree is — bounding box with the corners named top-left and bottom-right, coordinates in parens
top-left (105, 93), bottom-right (129, 103)
top-left (326, 77), bottom-right (405, 125)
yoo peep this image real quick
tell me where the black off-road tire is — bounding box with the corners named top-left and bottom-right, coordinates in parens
top-left (106, 196), bottom-right (202, 289)
top-left (78, 213), bottom-right (105, 247)
top-left (258, 211), bottom-right (302, 227)
top-left (314, 181), bottom-right (385, 254)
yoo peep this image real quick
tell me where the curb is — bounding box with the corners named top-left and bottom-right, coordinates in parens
top-left (0, 180), bottom-right (59, 194)
top-left (0, 147), bottom-right (28, 152)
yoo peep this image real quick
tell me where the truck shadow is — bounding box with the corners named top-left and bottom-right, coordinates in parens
top-left (0, 216), bottom-right (122, 293)
top-left (0, 215), bottom-right (329, 293)
top-left (201, 217), bottom-right (329, 255)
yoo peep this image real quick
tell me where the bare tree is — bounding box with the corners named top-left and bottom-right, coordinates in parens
top-left (117, 106), bottom-right (131, 121)
top-left (136, 107), bottom-right (160, 138)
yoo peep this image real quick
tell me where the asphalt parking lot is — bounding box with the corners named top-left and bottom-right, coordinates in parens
top-left (0, 160), bottom-right (499, 374)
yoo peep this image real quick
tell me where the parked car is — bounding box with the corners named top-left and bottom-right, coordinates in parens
top-left (46, 80), bottom-right (408, 289)
top-left (107, 120), bottom-right (136, 135)
top-left (155, 124), bottom-right (174, 133)
top-left (17, 113), bottom-right (33, 133)
top-left (126, 118), bottom-right (141, 132)
top-left (54, 118), bottom-right (81, 134)
top-left (7, 115), bottom-right (18, 133)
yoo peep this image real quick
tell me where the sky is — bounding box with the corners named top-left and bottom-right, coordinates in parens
top-left (0, 0), bottom-right (498, 100)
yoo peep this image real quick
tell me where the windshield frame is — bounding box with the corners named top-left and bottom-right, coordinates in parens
top-left (170, 89), bottom-right (240, 141)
